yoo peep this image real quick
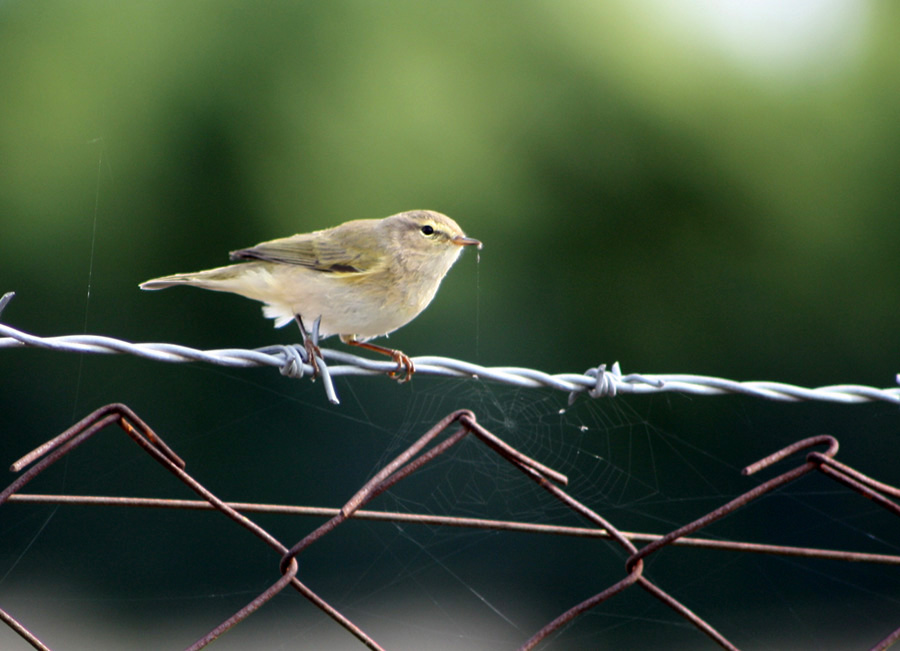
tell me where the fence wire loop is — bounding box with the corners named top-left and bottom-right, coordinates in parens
top-left (583, 363), bottom-right (620, 399)
top-left (270, 344), bottom-right (308, 379)
top-left (742, 434), bottom-right (840, 477)
top-left (570, 362), bottom-right (669, 403)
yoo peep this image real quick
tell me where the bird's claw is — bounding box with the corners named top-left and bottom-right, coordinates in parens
top-left (303, 337), bottom-right (322, 379)
top-left (388, 351), bottom-right (415, 383)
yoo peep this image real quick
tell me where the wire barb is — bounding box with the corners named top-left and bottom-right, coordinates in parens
top-left (0, 291), bottom-right (14, 317)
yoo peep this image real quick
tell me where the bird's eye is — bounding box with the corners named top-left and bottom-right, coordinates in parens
top-left (421, 225), bottom-right (435, 236)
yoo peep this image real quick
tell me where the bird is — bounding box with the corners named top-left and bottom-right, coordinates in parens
top-left (140, 210), bottom-right (482, 381)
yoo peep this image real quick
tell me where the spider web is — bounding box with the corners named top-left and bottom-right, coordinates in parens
top-left (306, 377), bottom-right (900, 650)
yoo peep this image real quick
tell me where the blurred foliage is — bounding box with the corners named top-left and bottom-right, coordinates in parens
top-left (1, 2), bottom-right (899, 648)
top-left (1, 0), bottom-right (897, 378)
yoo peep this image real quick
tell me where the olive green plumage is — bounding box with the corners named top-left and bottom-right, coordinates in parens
top-left (140, 210), bottom-right (481, 345)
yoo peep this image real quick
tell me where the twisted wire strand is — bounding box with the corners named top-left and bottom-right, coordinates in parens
top-left (2, 291), bottom-right (898, 406)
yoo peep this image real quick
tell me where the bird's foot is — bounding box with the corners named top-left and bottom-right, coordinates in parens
top-left (346, 339), bottom-right (416, 383)
top-left (295, 314), bottom-right (323, 379)
top-left (304, 338), bottom-right (322, 379)
top-left (388, 350), bottom-right (415, 383)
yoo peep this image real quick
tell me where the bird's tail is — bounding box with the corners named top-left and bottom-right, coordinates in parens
top-left (140, 263), bottom-right (295, 328)
top-left (139, 265), bottom-right (247, 291)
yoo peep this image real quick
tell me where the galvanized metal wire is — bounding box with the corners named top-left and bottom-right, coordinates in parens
top-left (2, 291), bottom-right (899, 406)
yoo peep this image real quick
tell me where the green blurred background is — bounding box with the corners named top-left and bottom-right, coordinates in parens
top-left (2, 1), bottom-right (899, 649)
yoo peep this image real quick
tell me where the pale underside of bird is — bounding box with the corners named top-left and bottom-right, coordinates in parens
top-left (140, 210), bottom-right (481, 380)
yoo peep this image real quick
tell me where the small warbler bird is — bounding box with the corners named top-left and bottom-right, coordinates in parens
top-left (140, 210), bottom-right (481, 380)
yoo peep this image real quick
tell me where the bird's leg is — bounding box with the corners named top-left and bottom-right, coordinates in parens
top-left (294, 315), bottom-right (322, 378)
top-left (345, 339), bottom-right (415, 383)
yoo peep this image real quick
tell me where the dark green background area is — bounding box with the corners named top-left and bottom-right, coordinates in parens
top-left (2, 2), bottom-right (899, 649)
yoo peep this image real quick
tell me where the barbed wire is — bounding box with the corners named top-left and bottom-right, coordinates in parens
top-left (2, 290), bottom-right (899, 406)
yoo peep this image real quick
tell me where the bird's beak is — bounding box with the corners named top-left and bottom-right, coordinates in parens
top-left (453, 235), bottom-right (483, 250)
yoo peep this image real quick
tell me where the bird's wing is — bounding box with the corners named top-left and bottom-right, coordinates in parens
top-left (229, 226), bottom-right (384, 274)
